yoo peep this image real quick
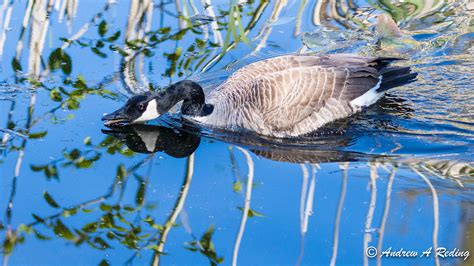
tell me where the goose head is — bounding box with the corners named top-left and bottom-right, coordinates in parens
top-left (102, 80), bottom-right (214, 127)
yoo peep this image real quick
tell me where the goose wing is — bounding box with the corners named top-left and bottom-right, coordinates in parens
top-left (227, 54), bottom-right (383, 83)
top-left (248, 56), bottom-right (383, 132)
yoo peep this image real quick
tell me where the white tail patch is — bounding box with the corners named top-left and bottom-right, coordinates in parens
top-left (133, 99), bottom-right (160, 122)
top-left (350, 77), bottom-right (383, 108)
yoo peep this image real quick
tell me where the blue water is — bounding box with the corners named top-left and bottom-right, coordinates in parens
top-left (0, 1), bottom-right (473, 265)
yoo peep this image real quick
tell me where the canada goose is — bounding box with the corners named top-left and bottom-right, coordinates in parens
top-left (102, 54), bottom-right (417, 137)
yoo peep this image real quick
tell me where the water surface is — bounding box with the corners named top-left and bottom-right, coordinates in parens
top-left (0, 0), bottom-right (473, 265)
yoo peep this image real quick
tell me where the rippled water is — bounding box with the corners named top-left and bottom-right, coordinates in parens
top-left (0, 0), bottom-right (473, 265)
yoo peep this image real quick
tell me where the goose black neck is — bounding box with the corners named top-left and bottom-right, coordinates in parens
top-left (158, 80), bottom-right (213, 117)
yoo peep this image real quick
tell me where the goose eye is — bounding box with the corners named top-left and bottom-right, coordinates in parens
top-left (138, 103), bottom-right (146, 111)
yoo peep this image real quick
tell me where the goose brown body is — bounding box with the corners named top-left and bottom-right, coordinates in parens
top-left (188, 54), bottom-right (417, 137)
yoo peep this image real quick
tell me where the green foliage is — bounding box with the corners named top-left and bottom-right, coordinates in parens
top-left (237, 207), bottom-right (265, 218)
top-left (99, 259), bottom-right (110, 266)
top-left (53, 219), bottom-right (76, 240)
top-left (99, 136), bottom-right (135, 156)
top-left (28, 131), bottom-right (48, 139)
top-left (106, 31), bottom-right (121, 42)
top-left (62, 148), bottom-right (101, 168)
top-left (43, 191), bottom-right (60, 208)
top-left (135, 182), bottom-right (146, 207)
top-left (2, 231), bottom-right (25, 255)
top-left (50, 88), bottom-right (63, 101)
top-left (48, 48), bottom-right (72, 75)
top-left (98, 20), bottom-right (108, 37)
top-left (185, 225), bottom-right (224, 265)
top-left (31, 164), bottom-right (59, 180)
top-left (116, 164), bottom-right (127, 182)
top-left (11, 58), bottom-right (22, 72)
top-left (232, 180), bottom-right (242, 192)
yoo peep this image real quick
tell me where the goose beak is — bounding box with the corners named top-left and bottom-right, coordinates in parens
top-left (102, 107), bottom-right (130, 127)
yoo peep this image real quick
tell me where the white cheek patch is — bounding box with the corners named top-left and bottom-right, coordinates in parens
top-left (137, 131), bottom-right (157, 152)
top-left (133, 99), bottom-right (160, 123)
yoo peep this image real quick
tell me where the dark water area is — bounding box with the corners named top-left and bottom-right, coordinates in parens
top-left (0, 0), bottom-right (473, 265)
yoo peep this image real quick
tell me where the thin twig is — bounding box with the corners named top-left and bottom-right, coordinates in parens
top-left (376, 167), bottom-right (397, 266)
top-left (296, 163), bottom-right (309, 266)
top-left (151, 153), bottom-right (195, 266)
top-left (232, 147), bottom-right (254, 266)
top-left (411, 167), bottom-right (440, 266)
top-left (330, 162), bottom-right (349, 266)
top-left (363, 162), bottom-right (378, 266)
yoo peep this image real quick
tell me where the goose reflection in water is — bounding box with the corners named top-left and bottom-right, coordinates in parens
top-left (102, 124), bottom-right (201, 158)
top-left (101, 122), bottom-right (373, 163)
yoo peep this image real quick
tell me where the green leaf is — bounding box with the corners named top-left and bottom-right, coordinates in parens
top-left (82, 222), bottom-right (98, 233)
top-left (136, 182), bottom-right (146, 207)
top-left (235, 7), bottom-right (251, 45)
top-left (67, 149), bottom-right (81, 160)
top-left (188, 225), bottom-right (224, 264)
top-left (31, 165), bottom-right (46, 172)
top-left (123, 205), bottom-right (135, 212)
top-left (44, 165), bottom-right (58, 179)
top-left (32, 214), bottom-right (46, 224)
top-left (61, 51), bottom-right (72, 74)
top-left (142, 48), bottom-right (154, 57)
top-left (50, 88), bottom-right (63, 101)
top-left (62, 208), bottom-right (77, 217)
top-left (233, 180), bottom-right (242, 192)
top-left (33, 229), bottom-right (51, 240)
top-left (43, 191), bottom-right (60, 208)
top-left (11, 58), bottom-right (22, 72)
top-left (18, 224), bottom-right (33, 234)
top-left (195, 38), bottom-right (206, 49)
top-left (143, 216), bottom-right (163, 231)
top-left (93, 236), bottom-right (110, 249)
top-left (99, 203), bottom-right (112, 212)
top-left (99, 259), bottom-right (110, 266)
top-left (48, 48), bottom-right (72, 74)
top-left (76, 39), bottom-right (89, 47)
top-left (106, 31), bottom-right (121, 42)
top-left (145, 244), bottom-right (161, 251)
top-left (237, 207), bottom-right (264, 218)
top-left (73, 75), bottom-right (87, 89)
top-left (3, 233), bottom-right (16, 255)
top-left (75, 158), bottom-right (93, 168)
top-left (29, 131), bottom-right (47, 139)
top-left (59, 37), bottom-right (72, 44)
top-left (82, 208), bottom-right (94, 213)
top-left (98, 20), bottom-right (108, 37)
top-left (64, 99), bottom-right (80, 110)
top-left (83, 136), bottom-right (92, 146)
top-left (91, 47), bottom-right (107, 58)
top-left (117, 164), bottom-right (126, 182)
top-left (53, 219), bottom-right (75, 240)
top-left (248, 209), bottom-right (264, 217)
top-left (158, 27), bottom-right (171, 34)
